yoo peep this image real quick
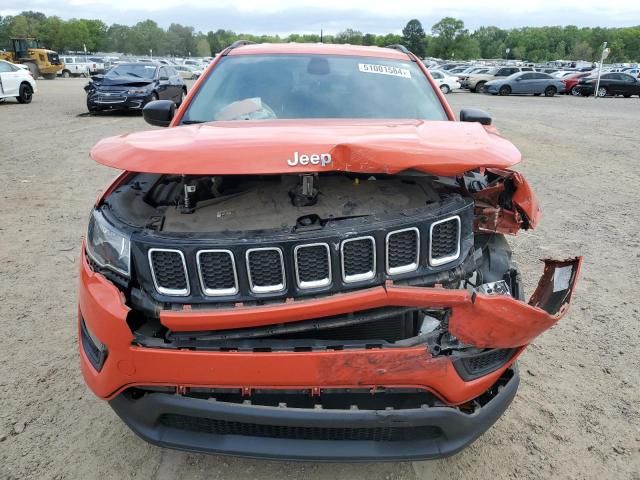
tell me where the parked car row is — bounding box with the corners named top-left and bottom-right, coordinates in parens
top-left (429, 59), bottom-right (640, 99)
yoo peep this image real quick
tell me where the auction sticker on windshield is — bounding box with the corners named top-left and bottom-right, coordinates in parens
top-left (358, 63), bottom-right (411, 78)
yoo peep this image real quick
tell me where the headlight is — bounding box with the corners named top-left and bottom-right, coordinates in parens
top-left (127, 88), bottom-right (149, 94)
top-left (86, 209), bottom-right (131, 277)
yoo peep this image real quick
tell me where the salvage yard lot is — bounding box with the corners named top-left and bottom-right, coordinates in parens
top-left (1, 79), bottom-right (638, 480)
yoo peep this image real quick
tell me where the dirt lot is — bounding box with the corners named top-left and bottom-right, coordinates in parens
top-left (1, 79), bottom-right (638, 480)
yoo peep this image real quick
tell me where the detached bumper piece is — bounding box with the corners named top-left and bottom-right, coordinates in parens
top-left (110, 368), bottom-right (519, 461)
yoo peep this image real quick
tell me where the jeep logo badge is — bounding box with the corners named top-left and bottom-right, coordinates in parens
top-left (287, 152), bottom-right (332, 167)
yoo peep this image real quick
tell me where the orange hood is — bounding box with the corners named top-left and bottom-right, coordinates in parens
top-left (90, 119), bottom-right (521, 176)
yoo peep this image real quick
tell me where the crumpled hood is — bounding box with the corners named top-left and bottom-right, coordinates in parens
top-left (90, 119), bottom-right (522, 176)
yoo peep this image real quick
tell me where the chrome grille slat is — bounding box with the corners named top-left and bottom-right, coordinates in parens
top-left (429, 216), bottom-right (461, 266)
top-left (246, 247), bottom-right (286, 293)
top-left (386, 227), bottom-right (420, 275)
top-left (341, 236), bottom-right (376, 283)
top-left (197, 250), bottom-right (238, 296)
top-left (294, 243), bottom-right (331, 289)
top-left (148, 248), bottom-right (190, 296)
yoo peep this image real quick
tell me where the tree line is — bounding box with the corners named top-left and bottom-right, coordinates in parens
top-left (1, 11), bottom-right (638, 63)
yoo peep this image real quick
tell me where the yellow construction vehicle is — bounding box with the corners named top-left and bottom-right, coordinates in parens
top-left (0, 38), bottom-right (64, 79)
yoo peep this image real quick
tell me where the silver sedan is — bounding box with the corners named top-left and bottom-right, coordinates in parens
top-left (484, 72), bottom-right (566, 96)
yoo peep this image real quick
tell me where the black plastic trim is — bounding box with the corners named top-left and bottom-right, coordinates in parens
top-left (109, 368), bottom-right (519, 461)
top-left (80, 316), bottom-right (108, 372)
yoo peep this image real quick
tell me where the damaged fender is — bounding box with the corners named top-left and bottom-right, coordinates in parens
top-left (449, 257), bottom-right (582, 348)
top-left (471, 168), bottom-right (541, 234)
top-left (159, 257), bottom-right (582, 349)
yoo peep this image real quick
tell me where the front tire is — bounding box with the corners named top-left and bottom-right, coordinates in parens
top-left (571, 86), bottom-right (582, 96)
top-left (544, 86), bottom-right (557, 97)
top-left (16, 83), bottom-right (33, 104)
top-left (42, 73), bottom-right (57, 80)
top-left (62, 70), bottom-right (71, 78)
top-left (475, 82), bottom-right (486, 93)
top-left (498, 85), bottom-right (511, 96)
top-left (26, 62), bottom-right (39, 79)
top-left (596, 86), bottom-right (608, 97)
top-left (440, 84), bottom-right (450, 94)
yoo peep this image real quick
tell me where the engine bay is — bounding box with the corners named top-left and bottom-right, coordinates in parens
top-left (105, 172), bottom-right (457, 234)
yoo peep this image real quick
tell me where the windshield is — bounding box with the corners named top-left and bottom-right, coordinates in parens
top-left (181, 55), bottom-right (448, 123)
top-left (106, 64), bottom-right (156, 79)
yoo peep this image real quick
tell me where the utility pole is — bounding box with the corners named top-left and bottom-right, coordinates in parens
top-left (320, 29), bottom-right (323, 43)
top-left (594, 42), bottom-right (610, 99)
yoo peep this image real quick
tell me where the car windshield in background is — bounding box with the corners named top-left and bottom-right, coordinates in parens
top-left (181, 55), bottom-right (448, 123)
top-left (106, 64), bottom-right (156, 79)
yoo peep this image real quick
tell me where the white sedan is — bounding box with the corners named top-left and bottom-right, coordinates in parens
top-left (0, 60), bottom-right (37, 104)
top-left (429, 69), bottom-right (461, 94)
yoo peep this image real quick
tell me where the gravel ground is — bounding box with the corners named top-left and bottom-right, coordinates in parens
top-left (1, 79), bottom-right (638, 480)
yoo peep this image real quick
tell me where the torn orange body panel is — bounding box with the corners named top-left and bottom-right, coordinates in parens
top-left (472, 168), bottom-right (541, 234)
top-left (79, 250), bottom-right (519, 403)
top-left (159, 256), bottom-right (582, 349)
top-left (79, 248), bottom-right (580, 401)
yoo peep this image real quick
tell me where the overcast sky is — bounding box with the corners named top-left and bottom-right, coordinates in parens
top-left (1, 0), bottom-right (639, 34)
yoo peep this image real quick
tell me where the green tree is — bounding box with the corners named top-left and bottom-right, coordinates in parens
top-left (335, 29), bottom-right (363, 45)
top-left (430, 17), bottom-right (480, 59)
top-left (195, 35), bottom-right (211, 56)
top-left (570, 40), bottom-right (594, 61)
top-left (401, 19), bottom-right (426, 57)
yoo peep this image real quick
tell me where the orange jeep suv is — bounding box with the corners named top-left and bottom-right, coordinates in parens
top-left (79, 41), bottom-right (581, 461)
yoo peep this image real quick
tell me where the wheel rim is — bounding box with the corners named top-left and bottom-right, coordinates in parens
top-left (477, 83), bottom-right (485, 92)
top-left (545, 87), bottom-right (555, 96)
top-left (571, 86), bottom-right (581, 96)
top-left (23, 87), bottom-right (32, 101)
top-left (597, 87), bottom-right (607, 97)
top-left (499, 87), bottom-right (509, 95)
top-left (440, 85), bottom-right (449, 93)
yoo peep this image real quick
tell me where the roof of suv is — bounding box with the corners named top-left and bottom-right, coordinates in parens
top-left (226, 42), bottom-right (412, 61)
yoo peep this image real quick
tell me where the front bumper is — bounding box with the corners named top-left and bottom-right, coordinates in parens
top-left (109, 368), bottom-right (519, 461)
top-left (87, 92), bottom-right (151, 110)
top-left (78, 247), bottom-right (580, 458)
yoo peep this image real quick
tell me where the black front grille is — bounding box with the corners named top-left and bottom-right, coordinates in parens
top-left (149, 250), bottom-right (188, 293)
top-left (247, 248), bottom-right (284, 291)
top-left (159, 414), bottom-right (440, 442)
top-left (296, 244), bottom-right (330, 286)
top-left (140, 197), bottom-right (472, 299)
top-left (198, 251), bottom-right (236, 294)
top-left (342, 238), bottom-right (374, 279)
top-left (430, 217), bottom-right (459, 263)
top-left (387, 229), bottom-right (418, 271)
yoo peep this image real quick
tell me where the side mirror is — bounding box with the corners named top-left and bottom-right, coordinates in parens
top-left (459, 108), bottom-right (492, 126)
top-left (143, 100), bottom-right (175, 127)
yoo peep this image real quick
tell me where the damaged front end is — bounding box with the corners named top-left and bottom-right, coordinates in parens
top-left (79, 121), bottom-right (581, 460)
